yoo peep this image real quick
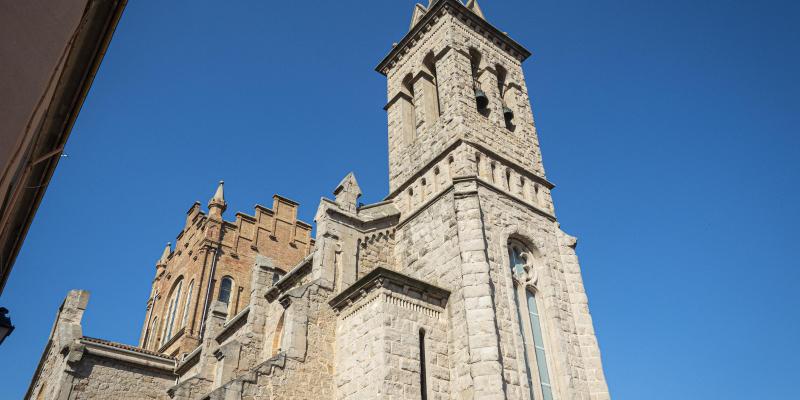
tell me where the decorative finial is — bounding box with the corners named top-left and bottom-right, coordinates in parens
top-left (158, 243), bottom-right (171, 266)
top-left (409, 3), bottom-right (428, 31)
top-left (208, 180), bottom-right (227, 216)
top-left (465, 0), bottom-right (485, 19)
top-left (334, 173), bottom-right (362, 213)
top-left (213, 181), bottom-right (225, 202)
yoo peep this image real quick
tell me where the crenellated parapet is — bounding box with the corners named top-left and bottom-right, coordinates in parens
top-left (139, 183), bottom-right (315, 360)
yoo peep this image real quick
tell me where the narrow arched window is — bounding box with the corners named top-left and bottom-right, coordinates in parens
top-left (422, 52), bottom-right (442, 126)
top-left (433, 167), bottom-right (440, 192)
top-left (181, 280), bottom-right (194, 329)
top-left (164, 279), bottom-right (183, 341)
top-left (149, 317), bottom-right (160, 350)
top-left (526, 289), bottom-right (554, 400)
top-left (401, 73), bottom-right (417, 144)
top-left (35, 383), bottom-right (47, 400)
top-left (521, 177), bottom-right (530, 201)
top-left (271, 312), bottom-right (285, 356)
top-left (469, 48), bottom-right (488, 114)
top-left (419, 328), bottom-right (429, 400)
top-left (496, 65), bottom-right (515, 130)
top-left (219, 276), bottom-right (233, 306)
top-left (510, 241), bottom-right (555, 400)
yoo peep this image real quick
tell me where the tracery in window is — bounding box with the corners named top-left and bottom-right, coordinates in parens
top-left (181, 279), bottom-right (194, 329)
top-left (164, 278), bottom-right (183, 341)
top-left (509, 240), bottom-right (554, 400)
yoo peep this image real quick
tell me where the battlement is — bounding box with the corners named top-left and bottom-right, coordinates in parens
top-left (141, 190), bottom-right (315, 358)
top-left (165, 194), bottom-right (314, 273)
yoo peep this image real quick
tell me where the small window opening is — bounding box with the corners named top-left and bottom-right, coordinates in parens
top-left (402, 74), bottom-right (417, 144)
top-left (419, 329), bottom-right (428, 400)
top-left (469, 48), bottom-right (489, 113)
top-left (496, 65), bottom-right (515, 130)
top-left (219, 277), bottom-right (233, 305)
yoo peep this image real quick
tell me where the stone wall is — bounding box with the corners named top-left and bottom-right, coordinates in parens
top-left (68, 354), bottom-right (174, 400)
top-left (477, 184), bottom-right (610, 400)
top-left (26, 291), bottom-right (178, 400)
top-left (356, 229), bottom-right (396, 278)
top-left (331, 268), bottom-right (451, 400)
top-left (199, 282), bottom-right (337, 400)
top-left (335, 294), bottom-right (385, 399)
top-left (27, 334), bottom-right (68, 400)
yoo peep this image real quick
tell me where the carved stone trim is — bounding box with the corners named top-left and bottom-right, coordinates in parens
top-left (329, 267), bottom-right (450, 313)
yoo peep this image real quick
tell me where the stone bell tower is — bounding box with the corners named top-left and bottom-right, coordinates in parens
top-left (375, 1), bottom-right (610, 399)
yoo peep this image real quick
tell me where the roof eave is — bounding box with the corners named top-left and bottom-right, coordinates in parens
top-left (375, 0), bottom-right (531, 75)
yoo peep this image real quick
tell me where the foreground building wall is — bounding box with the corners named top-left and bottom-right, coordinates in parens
top-left (26, 1), bottom-right (611, 399)
top-left (0, 0), bottom-right (127, 296)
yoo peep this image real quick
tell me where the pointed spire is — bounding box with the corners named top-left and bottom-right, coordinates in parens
top-left (158, 243), bottom-right (171, 266)
top-left (410, 3), bottom-right (428, 31)
top-left (208, 180), bottom-right (227, 218)
top-left (334, 172), bottom-right (362, 213)
top-left (212, 180), bottom-right (225, 204)
top-left (465, 0), bottom-right (485, 19)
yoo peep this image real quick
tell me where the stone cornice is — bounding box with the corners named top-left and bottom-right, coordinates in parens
top-left (329, 267), bottom-right (450, 313)
top-left (471, 177), bottom-right (557, 222)
top-left (319, 198), bottom-right (400, 233)
top-left (395, 175), bottom-right (556, 230)
top-left (215, 307), bottom-right (249, 344)
top-left (266, 254), bottom-right (313, 302)
top-left (157, 327), bottom-right (185, 354)
top-left (80, 337), bottom-right (177, 373)
top-left (376, 0), bottom-right (531, 75)
top-left (383, 91), bottom-right (413, 111)
top-left (175, 345), bottom-right (201, 375)
top-left (384, 138), bottom-right (555, 202)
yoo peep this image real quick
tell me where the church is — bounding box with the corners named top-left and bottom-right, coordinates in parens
top-left (25, 1), bottom-right (610, 399)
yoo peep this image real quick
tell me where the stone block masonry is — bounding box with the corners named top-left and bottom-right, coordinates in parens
top-left (25, 1), bottom-right (610, 399)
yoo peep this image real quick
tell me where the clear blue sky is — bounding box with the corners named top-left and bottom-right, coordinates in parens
top-left (2, 0), bottom-right (799, 398)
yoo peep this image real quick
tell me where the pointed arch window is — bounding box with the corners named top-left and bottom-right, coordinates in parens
top-left (422, 52), bottom-right (442, 126)
top-left (271, 312), bottom-right (285, 357)
top-left (469, 48), bottom-right (489, 114)
top-left (149, 317), bottom-right (160, 350)
top-left (496, 64), bottom-right (516, 130)
top-left (219, 276), bottom-right (233, 305)
top-left (164, 279), bottom-right (183, 341)
top-left (401, 74), bottom-right (418, 144)
top-left (510, 241), bottom-right (555, 400)
top-left (181, 280), bottom-right (194, 329)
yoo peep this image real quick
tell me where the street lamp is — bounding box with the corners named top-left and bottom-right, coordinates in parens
top-left (0, 307), bottom-right (14, 345)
